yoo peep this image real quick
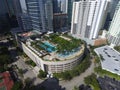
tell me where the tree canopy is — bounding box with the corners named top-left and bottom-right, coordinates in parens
top-left (11, 81), bottom-right (23, 90)
top-left (0, 46), bottom-right (11, 72)
top-left (84, 73), bottom-right (100, 90)
top-left (53, 54), bottom-right (91, 80)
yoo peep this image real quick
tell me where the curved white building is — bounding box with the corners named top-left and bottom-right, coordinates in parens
top-left (107, 1), bottom-right (120, 46)
top-left (16, 31), bottom-right (85, 73)
top-left (22, 43), bottom-right (85, 73)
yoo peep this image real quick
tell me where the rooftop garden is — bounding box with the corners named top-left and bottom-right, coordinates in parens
top-left (31, 33), bottom-right (83, 54)
top-left (48, 34), bottom-right (83, 53)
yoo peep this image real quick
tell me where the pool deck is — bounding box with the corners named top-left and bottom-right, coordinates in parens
top-left (29, 38), bottom-right (84, 61)
top-left (60, 36), bottom-right (71, 41)
top-left (43, 45), bottom-right (85, 61)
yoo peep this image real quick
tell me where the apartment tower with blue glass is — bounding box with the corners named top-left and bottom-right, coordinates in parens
top-left (26, 0), bottom-right (53, 32)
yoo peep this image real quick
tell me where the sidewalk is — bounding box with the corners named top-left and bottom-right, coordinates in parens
top-left (59, 59), bottom-right (95, 90)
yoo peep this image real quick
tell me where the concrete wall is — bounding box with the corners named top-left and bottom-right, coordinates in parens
top-left (21, 42), bottom-right (85, 73)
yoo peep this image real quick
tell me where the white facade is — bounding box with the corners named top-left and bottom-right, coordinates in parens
top-left (21, 42), bottom-right (85, 73)
top-left (107, 1), bottom-right (120, 46)
top-left (71, 0), bottom-right (109, 42)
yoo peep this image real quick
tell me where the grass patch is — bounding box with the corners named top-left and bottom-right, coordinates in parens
top-left (84, 73), bottom-right (100, 90)
top-left (32, 34), bottom-right (83, 54)
top-left (38, 70), bottom-right (47, 79)
top-left (49, 34), bottom-right (82, 53)
top-left (95, 66), bottom-right (120, 81)
top-left (114, 46), bottom-right (120, 52)
top-left (99, 54), bottom-right (104, 61)
top-left (25, 60), bottom-right (36, 67)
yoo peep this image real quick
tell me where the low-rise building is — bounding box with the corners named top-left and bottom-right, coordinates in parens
top-left (94, 45), bottom-right (120, 75)
top-left (16, 31), bottom-right (85, 73)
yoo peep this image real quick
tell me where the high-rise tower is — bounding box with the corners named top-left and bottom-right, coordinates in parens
top-left (53, 0), bottom-right (68, 32)
top-left (0, 0), bottom-right (15, 16)
top-left (109, 0), bottom-right (119, 19)
top-left (0, 0), bottom-right (17, 33)
top-left (67, 0), bottom-right (80, 26)
top-left (107, 1), bottom-right (120, 46)
top-left (71, 0), bottom-right (110, 45)
top-left (13, 0), bottom-right (32, 31)
top-left (26, 0), bottom-right (53, 32)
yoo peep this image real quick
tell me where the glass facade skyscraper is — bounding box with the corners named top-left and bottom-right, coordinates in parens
top-left (53, 0), bottom-right (60, 13)
top-left (67, 0), bottom-right (75, 25)
top-left (53, 0), bottom-right (68, 14)
top-left (52, 0), bottom-right (68, 32)
top-left (0, 0), bottom-right (15, 16)
top-left (68, 0), bottom-right (80, 26)
top-left (107, 1), bottom-right (120, 46)
top-left (0, 0), bottom-right (16, 32)
top-left (26, 0), bottom-right (53, 32)
top-left (13, 0), bottom-right (32, 31)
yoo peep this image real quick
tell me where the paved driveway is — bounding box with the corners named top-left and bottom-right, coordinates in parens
top-left (59, 59), bottom-right (95, 90)
top-left (12, 56), bottom-right (43, 85)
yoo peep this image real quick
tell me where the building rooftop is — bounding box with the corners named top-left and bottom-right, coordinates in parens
top-left (94, 45), bottom-right (120, 75)
top-left (98, 76), bottom-right (120, 90)
top-left (18, 30), bottom-right (41, 38)
top-left (17, 31), bottom-right (84, 61)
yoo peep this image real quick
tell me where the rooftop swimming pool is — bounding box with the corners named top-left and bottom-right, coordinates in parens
top-left (39, 41), bottom-right (80, 57)
top-left (58, 47), bottom-right (80, 57)
top-left (39, 41), bottom-right (56, 52)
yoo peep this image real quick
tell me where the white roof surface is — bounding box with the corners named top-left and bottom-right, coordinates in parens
top-left (94, 45), bottom-right (120, 75)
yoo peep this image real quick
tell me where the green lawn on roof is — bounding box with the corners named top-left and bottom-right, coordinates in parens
top-left (31, 34), bottom-right (83, 54)
top-left (49, 34), bottom-right (82, 53)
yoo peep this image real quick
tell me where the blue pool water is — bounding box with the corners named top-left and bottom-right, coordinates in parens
top-left (39, 41), bottom-right (56, 52)
top-left (39, 41), bottom-right (80, 57)
top-left (44, 41), bottom-right (54, 48)
top-left (58, 47), bottom-right (80, 57)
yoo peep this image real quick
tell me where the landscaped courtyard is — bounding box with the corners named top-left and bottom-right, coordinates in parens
top-left (30, 33), bottom-right (84, 61)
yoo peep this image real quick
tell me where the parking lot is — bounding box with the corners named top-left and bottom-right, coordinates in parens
top-left (98, 76), bottom-right (120, 90)
top-left (94, 45), bottom-right (120, 75)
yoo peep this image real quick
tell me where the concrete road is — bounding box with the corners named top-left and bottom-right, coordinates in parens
top-left (8, 43), bottom-right (43, 85)
top-left (9, 45), bottom-right (95, 89)
top-left (15, 56), bottom-right (43, 85)
top-left (59, 59), bottom-right (95, 90)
